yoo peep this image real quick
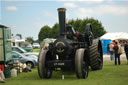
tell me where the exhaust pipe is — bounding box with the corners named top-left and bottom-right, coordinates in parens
top-left (57, 8), bottom-right (66, 36)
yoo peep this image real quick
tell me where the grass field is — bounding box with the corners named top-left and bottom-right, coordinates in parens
top-left (2, 61), bottom-right (128, 85)
top-left (33, 48), bottom-right (40, 52)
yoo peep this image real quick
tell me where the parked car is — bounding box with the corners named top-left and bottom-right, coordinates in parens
top-left (20, 42), bottom-right (33, 52)
top-left (12, 46), bottom-right (39, 57)
top-left (11, 51), bottom-right (38, 68)
top-left (32, 43), bottom-right (40, 48)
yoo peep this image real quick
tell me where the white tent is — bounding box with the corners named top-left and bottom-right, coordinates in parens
top-left (100, 32), bottom-right (128, 40)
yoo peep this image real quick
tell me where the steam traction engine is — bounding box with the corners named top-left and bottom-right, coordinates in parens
top-left (38, 8), bottom-right (103, 79)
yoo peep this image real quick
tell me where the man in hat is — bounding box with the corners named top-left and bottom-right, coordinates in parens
top-left (113, 42), bottom-right (122, 65)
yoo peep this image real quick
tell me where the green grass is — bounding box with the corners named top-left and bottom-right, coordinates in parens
top-left (33, 48), bottom-right (40, 52)
top-left (2, 61), bottom-right (128, 85)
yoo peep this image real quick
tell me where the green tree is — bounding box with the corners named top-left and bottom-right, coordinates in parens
top-left (51, 23), bottom-right (59, 38)
top-left (69, 19), bottom-right (82, 32)
top-left (25, 37), bottom-right (34, 44)
top-left (38, 25), bottom-right (51, 42)
top-left (38, 18), bottom-right (107, 41)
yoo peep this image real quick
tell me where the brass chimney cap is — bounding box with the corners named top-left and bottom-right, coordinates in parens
top-left (57, 8), bottom-right (66, 12)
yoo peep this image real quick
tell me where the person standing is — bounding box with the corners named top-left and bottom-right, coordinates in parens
top-left (107, 43), bottom-right (110, 54)
top-left (124, 41), bottom-right (128, 64)
top-left (109, 42), bottom-right (114, 61)
top-left (112, 40), bottom-right (116, 46)
top-left (113, 42), bottom-right (122, 65)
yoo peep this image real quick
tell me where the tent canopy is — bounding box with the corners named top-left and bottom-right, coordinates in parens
top-left (100, 32), bottom-right (128, 40)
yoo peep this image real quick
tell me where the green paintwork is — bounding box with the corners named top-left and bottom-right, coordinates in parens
top-left (0, 25), bottom-right (12, 64)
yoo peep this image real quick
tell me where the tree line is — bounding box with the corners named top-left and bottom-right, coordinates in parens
top-left (38, 18), bottom-right (107, 42)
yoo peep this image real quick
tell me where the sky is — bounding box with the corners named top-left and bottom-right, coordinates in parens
top-left (0, 0), bottom-right (128, 40)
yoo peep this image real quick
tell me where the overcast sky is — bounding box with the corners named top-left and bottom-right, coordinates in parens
top-left (1, 0), bottom-right (128, 40)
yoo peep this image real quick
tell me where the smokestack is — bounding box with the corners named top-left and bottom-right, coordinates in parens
top-left (57, 8), bottom-right (66, 36)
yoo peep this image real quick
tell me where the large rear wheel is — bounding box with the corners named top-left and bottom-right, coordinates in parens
top-left (89, 39), bottom-right (103, 70)
top-left (38, 49), bottom-right (52, 79)
top-left (75, 48), bottom-right (88, 79)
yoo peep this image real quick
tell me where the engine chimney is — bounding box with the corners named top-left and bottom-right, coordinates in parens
top-left (57, 8), bottom-right (66, 36)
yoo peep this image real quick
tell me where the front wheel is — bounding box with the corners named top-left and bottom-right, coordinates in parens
top-left (38, 49), bottom-right (52, 79)
top-left (75, 48), bottom-right (88, 79)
